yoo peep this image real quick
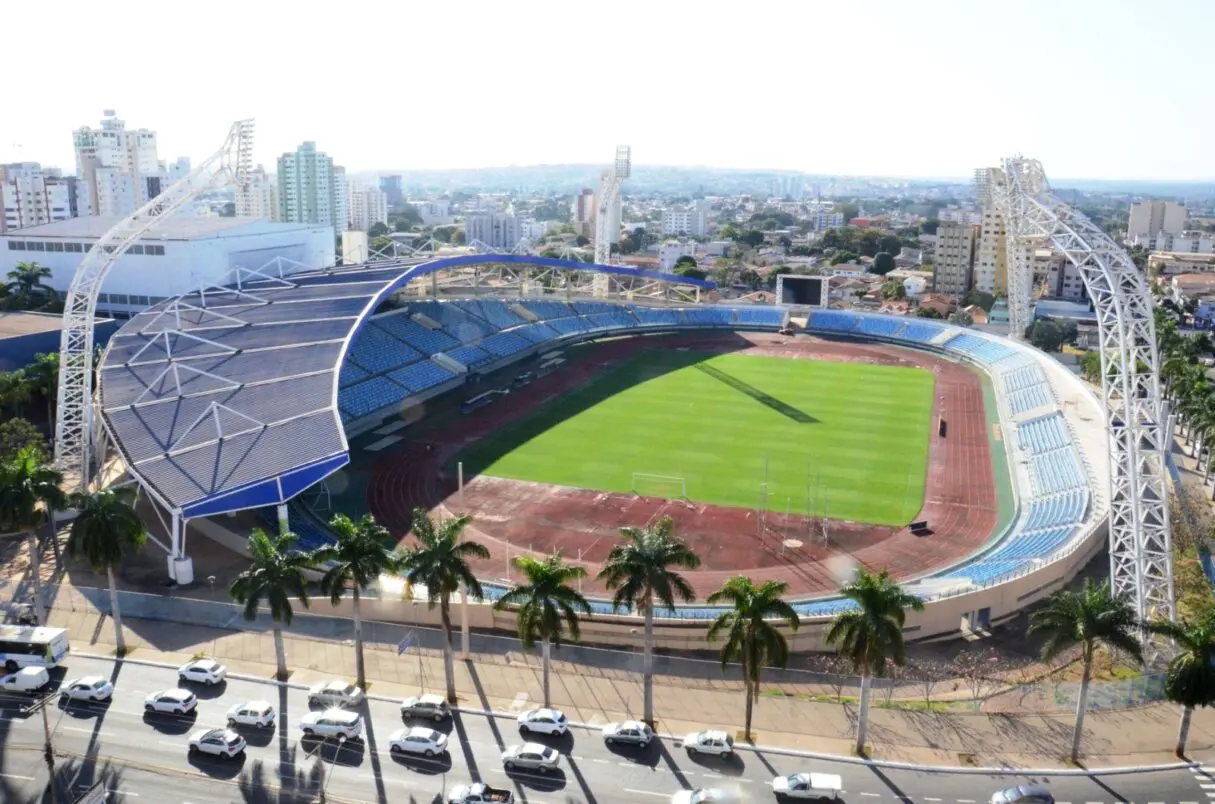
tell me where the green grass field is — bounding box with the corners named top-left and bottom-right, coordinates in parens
top-left (456, 351), bottom-right (935, 525)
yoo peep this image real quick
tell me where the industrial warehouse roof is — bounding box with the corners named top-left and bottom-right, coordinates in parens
top-left (1, 216), bottom-right (321, 240)
top-left (99, 254), bottom-right (715, 518)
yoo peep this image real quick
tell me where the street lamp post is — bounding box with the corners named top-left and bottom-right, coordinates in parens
top-left (26, 690), bottom-right (61, 804)
top-left (318, 735), bottom-right (345, 804)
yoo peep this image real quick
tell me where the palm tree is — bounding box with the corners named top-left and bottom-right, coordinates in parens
top-left (825, 567), bottom-right (924, 755)
top-left (1027, 578), bottom-right (1144, 761)
top-left (597, 516), bottom-right (701, 725)
top-left (706, 577), bottom-right (800, 741)
top-left (397, 508), bottom-right (490, 702)
top-left (317, 513), bottom-right (399, 689)
top-left (1145, 612), bottom-right (1215, 757)
top-left (0, 445), bottom-right (66, 624)
top-left (4, 261), bottom-right (54, 310)
top-left (66, 489), bottom-right (147, 655)
top-left (0, 370), bottom-right (32, 419)
top-left (228, 528), bottom-right (325, 680)
top-left (493, 552), bottom-right (591, 708)
top-left (24, 352), bottom-right (59, 433)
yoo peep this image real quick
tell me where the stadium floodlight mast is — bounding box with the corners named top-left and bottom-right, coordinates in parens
top-left (54, 119), bottom-right (255, 492)
top-left (992, 156), bottom-right (1175, 656)
top-left (593, 145), bottom-right (631, 266)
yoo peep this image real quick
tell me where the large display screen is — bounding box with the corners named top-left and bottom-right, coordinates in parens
top-left (776, 275), bottom-right (827, 307)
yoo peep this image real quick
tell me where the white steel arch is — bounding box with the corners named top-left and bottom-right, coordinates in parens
top-left (994, 157), bottom-right (1174, 646)
top-left (593, 145), bottom-right (631, 265)
top-left (54, 119), bottom-right (255, 492)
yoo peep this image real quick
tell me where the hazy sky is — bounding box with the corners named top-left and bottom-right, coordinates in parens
top-left (7, 0), bottom-right (1214, 180)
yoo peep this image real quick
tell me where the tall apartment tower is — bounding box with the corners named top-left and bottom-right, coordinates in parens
top-left (72, 110), bottom-right (161, 217)
top-left (236, 165), bottom-right (280, 221)
top-left (571, 189), bottom-right (595, 236)
top-left (933, 222), bottom-right (978, 298)
top-left (0, 163), bottom-right (77, 232)
top-left (972, 166), bottom-right (1032, 296)
top-left (1127, 200), bottom-right (1186, 241)
top-left (464, 213), bottom-right (520, 250)
top-left (348, 184), bottom-right (389, 231)
top-left (276, 142), bottom-right (346, 229)
top-left (379, 175), bottom-right (404, 208)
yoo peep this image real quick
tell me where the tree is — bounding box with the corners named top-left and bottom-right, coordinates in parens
top-left (777, 235), bottom-right (792, 249)
top-left (0, 446), bottom-right (66, 625)
top-left (228, 528), bottom-right (324, 680)
top-left (0, 418), bottom-right (44, 462)
top-left (836, 203), bottom-right (860, 224)
top-left (870, 252), bottom-right (895, 276)
top-left (1080, 350), bottom-right (1103, 383)
top-left (574, 235), bottom-right (589, 247)
top-left (398, 508), bottom-right (491, 702)
top-left (597, 517), bottom-right (700, 725)
top-left (880, 280), bottom-right (906, 301)
top-left (675, 265), bottom-right (707, 281)
top-left (1024, 319), bottom-right (1077, 353)
top-left (1027, 578), bottom-right (1144, 761)
top-left (4, 261), bottom-right (55, 310)
top-left (920, 219), bottom-right (940, 235)
top-left (1145, 612), bottom-right (1215, 756)
top-left (370, 235), bottom-right (395, 256)
top-left (494, 552), bottom-right (591, 708)
top-left (66, 489), bottom-right (147, 655)
top-left (617, 236), bottom-right (638, 255)
top-left (740, 230), bottom-right (765, 249)
top-left (24, 352), bottom-right (59, 433)
top-left (947, 311), bottom-right (974, 327)
top-left (914, 307), bottom-right (943, 319)
top-left (879, 235), bottom-right (902, 255)
top-left (674, 255), bottom-right (697, 270)
top-left (961, 289), bottom-right (997, 312)
top-left (0, 370), bottom-right (32, 418)
top-left (825, 568), bottom-right (924, 754)
top-left (831, 250), bottom-right (860, 266)
top-left (317, 513), bottom-right (400, 689)
top-left (451, 229), bottom-right (467, 246)
top-left (705, 577), bottom-right (799, 741)
top-left (368, 222), bottom-right (390, 238)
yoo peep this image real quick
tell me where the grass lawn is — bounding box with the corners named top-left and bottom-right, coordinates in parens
top-left (456, 351), bottom-right (935, 525)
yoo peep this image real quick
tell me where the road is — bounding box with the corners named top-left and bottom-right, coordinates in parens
top-left (0, 656), bottom-right (1210, 804)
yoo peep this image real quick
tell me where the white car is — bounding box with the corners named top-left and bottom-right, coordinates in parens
top-left (772, 772), bottom-right (843, 800)
top-left (502, 742), bottom-right (561, 773)
top-left (401, 693), bottom-right (451, 721)
top-left (188, 727), bottom-right (246, 759)
top-left (178, 658), bottom-right (227, 686)
top-left (144, 689), bottom-right (198, 715)
top-left (226, 700), bottom-right (276, 728)
top-left (299, 708), bottom-right (364, 740)
top-left (683, 729), bottom-right (734, 757)
top-left (672, 790), bottom-right (734, 804)
top-left (602, 720), bottom-right (653, 747)
top-left (388, 726), bottom-right (449, 757)
top-left (60, 676), bottom-right (114, 703)
top-left (308, 680), bottom-right (365, 708)
top-left (0, 667), bottom-right (50, 693)
top-left (517, 708), bottom-right (568, 736)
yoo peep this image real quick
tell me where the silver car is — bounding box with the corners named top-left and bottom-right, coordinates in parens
top-left (502, 742), bottom-right (561, 773)
top-left (601, 720), bottom-right (653, 747)
top-left (400, 693), bottom-right (450, 721)
top-left (990, 786), bottom-right (1054, 804)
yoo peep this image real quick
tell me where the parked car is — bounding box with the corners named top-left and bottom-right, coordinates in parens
top-left (501, 742), bottom-right (561, 773)
top-left (308, 680), bottom-right (365, 708)
top-left (447, 782), bottom-right (514, 804)
top-left (400, 693), bottom-right (450, 721)
top-left (0, 667), bottom-right (50, 693)
top-left (516, 708), bottom-right (567, 736)
top-left (771, 772), bottom-right (843, 800)
top-left (388, 726), bottom-right (449, 756)
top-left (178, 658), bottom-right (227, 686)
top-left (226, 700), bottom-right (276, 728)
top-left (144, 689), bottom-right (198, 715)
top-left (672, 790), bottom-right (736, 804)
top-left (601, 720), bottom-right (653, 747)
top-left (682, 730), bottom-right (734, 757)
top-left (299, 708), bottom-right (364, 740)
top-left (990, 786), bottom-right (1054, 804)
top-left (60, 676), bottom-right (114, 703)
top-left (187, 727), bottom-right (246, 759)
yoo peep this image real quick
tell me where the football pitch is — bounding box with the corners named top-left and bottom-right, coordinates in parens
top-left (456, 351), bottom-right (935, 525)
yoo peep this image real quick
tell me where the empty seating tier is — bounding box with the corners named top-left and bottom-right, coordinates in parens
top-left (349, 325), bottom-right (424, 374)
top-left (683, 308), bottom-right (734, 327)
top-left (732, 307), bottom-right (784, 326)
top-left (445, 344), bottom-right (493, 369)
top-left (899, 322), bottom-right (946, 343)
top-left (405, 301), bottom-right (492, 344)
top-left (453, 299), bottom-right (525, 330)
top-left (478, 331), bottom-right (532, 359)
top-left (943, 333), bottom-right (987, 354)
top-left (1017, 414), bottom-right (1070, 454)
top-left (1022, 490), bottom-right (1088, 531)
top-left (513, 322), bottom-right (559, 343)
top-left (584, 311), bottom-right (637, 330)
top-left (809, 310), bottom-right (860, 332)
top-left (373, 314), bottom-right (459, 355)
top-left (631, 307), bottom-right (687, 327)
top-left (339, 376), bottom-right (409, 420)
top-left (857, 317), bottom-right (905, 338)
top-left (521, 300), bottom-right (575, 320)
top-left (387, 360), bottom-right (456, 395)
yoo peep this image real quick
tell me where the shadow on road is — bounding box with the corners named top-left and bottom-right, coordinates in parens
top-left (141, 709), bottom-right (197, 734)
top-left (657, 741), bottom-right (693, 791)
top-left (563, 753), bottom-right (600, 804)
top-left (390, 750), bottom-right (453, 776)
top-left (39, 754), bottom-right (126, 804)
top-left (505, 767), bottom-right (567, 793)
top-left (237, 755), bottom-right (323, 804)
top-left (682, 748), bottom-right (746, 777)
top-left (299, 734), bottom-right (366, 768)
top-left (187, 749), bottom-right (247, 779)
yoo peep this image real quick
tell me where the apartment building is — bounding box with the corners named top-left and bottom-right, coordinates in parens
top-left (0, 163), bottom-right (76, 232)
top-left (236, 165), bottom-right (279, 221)
top-left (348, 185), bottom-right (389, 231)
top-left (464, 213), bottom-right (519, 250)
top-left (1127, 200), bottom-right (1186, 241)
top-left (277, 142), bottom-right (347, 229)
top-left (932, 221), bottom-right (976, 297)
top-left (662, 201), bottom-right (710, 236)
top-left (72, 110), bottom-right (161, 217)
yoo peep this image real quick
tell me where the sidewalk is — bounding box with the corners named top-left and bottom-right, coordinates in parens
top-left (44, 601), bottom-right (1215, 771)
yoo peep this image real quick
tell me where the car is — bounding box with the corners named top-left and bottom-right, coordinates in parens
top-left (0, 667), bottom-right (50, 693)
top-left (226, 700), bottom-right (276, 728)
top-left (400, 693), bottom-right (450, 721)
top-left (178, 658), bottom-right (227, 686)
top-left (601, 720), bottom-right (652, 747)
top-left (60, 676), bottom-right (114, 703)
top-left (682, 730), bottom-right (734, 757)
top-left (772, 772), bottom-right (843, 800)
top-left (144, 689), bottom-right (198, 715)
top-left (447, 782), bottom-right (514, 804)
top-left (188, 727), bottom-right (246, 759)
top-left (516, 708), bottom-right (567, 736)
top-left (671, 789), bottom-right (736, 804)
top-left (388, 726), bottom-right (449, 756)
top-left (308, 680), bottom-right (364, 708)
top-left (299, 708), bottom-right (364, 740)
top-left (501, 742), bottom-right (561, 773)
top-left (990, 786), bottom-right (1054, 804)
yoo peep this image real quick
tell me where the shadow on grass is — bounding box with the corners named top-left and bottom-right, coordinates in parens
top-left (693, 362), bottom-right (817, 424)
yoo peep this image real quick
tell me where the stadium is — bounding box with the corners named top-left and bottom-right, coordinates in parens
top-left (96, 252), bottom-right (1110, 649)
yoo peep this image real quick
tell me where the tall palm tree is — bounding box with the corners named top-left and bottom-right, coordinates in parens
top-left (597, 516), bottom-right (701, 725)
top-left (24, 352), bottom-right (59, 433)
top-left (0, 370), bottom-right (32, 419)
top-left (494, 552), bottom-right (591, 708)
top-left (397, 508), bottom-right (490, 702)
top-left (706, 577), bottom-right (800, 741)
top-left (4, 261), bottom-right (54, 310)
top-left (66, 489), bottom-right (147, 655)
top-left (0, 445), bottom-right (66, 625)
top-left (1145, 612), bottom-right (1215, 757)
top-left (228, 528), bottom-right (325, 680)
top-left (1027, 578), bottom-right (1144, 761)
top-left (317, 513), bottom-right (399, 689)
top-left (825, 567), bottom-right (924, 755)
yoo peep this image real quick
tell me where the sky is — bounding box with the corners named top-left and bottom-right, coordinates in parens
top-left (6, 0), bottom-right (1215, 181)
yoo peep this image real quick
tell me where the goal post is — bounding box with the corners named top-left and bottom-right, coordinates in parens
top-left (630, 472), bottom-right (688, 501)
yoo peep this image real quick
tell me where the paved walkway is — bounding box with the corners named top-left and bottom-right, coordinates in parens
top-left (44, 601), bottom-right (1215, 771)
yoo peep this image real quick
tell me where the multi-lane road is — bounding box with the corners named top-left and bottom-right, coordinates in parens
top-left (0, 655), bottom-right (1211, 804)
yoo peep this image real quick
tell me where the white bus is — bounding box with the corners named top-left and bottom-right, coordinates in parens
top-left (0, 625), bottom-right (71, 672)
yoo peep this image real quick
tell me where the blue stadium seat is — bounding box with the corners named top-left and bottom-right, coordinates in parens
top-left (453, 299), bottom-right (525, 329)
top-left (339, 361), bottom-right (368, 388)
top-left (900, 321), bottom-right (946, 343)
top-left (857, 317), bottom-right (905, 338)
top-left (478, 331), bottom-right (532, 359)
top-left (405, 301), bottom-right (492, 343)
top-left (547, 316), bottom-right (594, 335)
top-left (521, 300), bottom-right (575, 321)
top-left (1017, 414), bottom-right (1069, 454)
top-left (583, 311), bottom-right (637, 331)
top-left (512, 322), bottom-right (559, 343)
top-left (810, 310), bottom-right (860, 332)
top-left (374, 314), bottom-right (459, 355)
top-left (731, 307), bottom-right (784, 327)
top-left (339, 376), bottom-right (408, 419)
top-left (682, 308), bottom-right (734, 327)
top-left (943, 333), bottom-right (987, 354)
top-left (1008, 384), bottom-right (1051, 415)
top-left (572, 301), bottom-right (620, 316)
top-left (387, 360), bottom-right (456, 395)
top-left (349, 324), bottom-right (425, 374)
top-left (630, 307), bottom-right (686, 327)
top-left (445, 344), bottom-right (493, 369)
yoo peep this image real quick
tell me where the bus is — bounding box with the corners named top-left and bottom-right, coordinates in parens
top-left (0, 625), bottom-right (71, 672)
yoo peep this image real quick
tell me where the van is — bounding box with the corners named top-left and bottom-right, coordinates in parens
top-left (0, 666), bottom-right (50, 693)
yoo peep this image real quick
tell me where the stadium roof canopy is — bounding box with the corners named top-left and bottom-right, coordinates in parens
top-left (99, 254), bottom-right (714, 519)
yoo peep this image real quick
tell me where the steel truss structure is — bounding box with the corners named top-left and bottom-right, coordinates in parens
top-left (994, 156), bottom-right (1175, 649)
top-left (594, 146), bottom-right (631, 265)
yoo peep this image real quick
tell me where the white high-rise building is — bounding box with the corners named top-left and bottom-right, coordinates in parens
top-left (972, 166), bottom-right (1032, 296)
top-left (73, 110), bottom-right (161, 217)
top-left (236, 165), bottom-right (279, 221)
top-left (518, 219), bottom-right (548, 242)
top-left (933, 222), bottom-right (977, 298)
top-left (276, 142), bottom-right (346, 229)
top-left (347, 184), bottom-right (389, 231)
top-left (333, 167), bottom-right (348, 233)
top-left (464, 213), bottom-right (519, 250)
top-left (0, 163), bottom-right (76, 233)
top-left (1127, 200), bottom-right (1186, 241)
top-left (662, 201), bottom-right (709, 237)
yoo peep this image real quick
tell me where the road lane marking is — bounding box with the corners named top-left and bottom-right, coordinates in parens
top-left (702, 773), bottom-right (723, 779)
top-left (623, 790), bottom-right (670, 798)
top-left (0, 773), bottom-right (35, 781)
top-left (957, 800), bottom-right (976, 803)
top-left (859, 794), bottom-right (880, 799)
top-left (593, 759), bottom-right (609, 763)
top-left (925, 798), bottom-right (941, 802)
top-left (62, 726), bottom-right (112, 736)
